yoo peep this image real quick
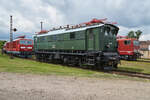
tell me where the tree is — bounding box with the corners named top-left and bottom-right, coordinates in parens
top-left (135, 30), bottom-right (142, 40)
top-left (0, 40), bottom-right (7, 49)
top-left (127, 31), bottom-right (135, 38)
top-left (127, 30), bottom-right (142, 40)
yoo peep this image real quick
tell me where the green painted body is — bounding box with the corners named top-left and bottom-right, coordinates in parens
top-left (34, 24), bottom-right (118, 52)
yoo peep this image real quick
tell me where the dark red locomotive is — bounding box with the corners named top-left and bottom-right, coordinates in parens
top-left (117, 36), bottom-right (141, 60)
top-left (3, 36), bottom-right (33, 58)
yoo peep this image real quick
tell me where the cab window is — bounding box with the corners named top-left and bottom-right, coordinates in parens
top-left (52, 35), bottom-right (57, 41)
top-left (70, 32), bottom-right (75, 39)
top-left (104, 27), bottom-right (110, 36)
top-left (109, 30), bottom-right (113, 36)
top-left (20, 40), bottom-right (26, 45)
top-left (133, 40), bottom-right (139, 46)
top-left (111, 29), bottom-right (117, 36)
top-left (89, 29), bottom-right (93, 40)
top-left (124, 40), bottom-right (131, 45)
top-left (27, 41), bottom-right (32, 45)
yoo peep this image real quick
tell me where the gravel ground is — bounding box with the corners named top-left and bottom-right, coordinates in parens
top-left (0, 72), bottom-right (150, 100)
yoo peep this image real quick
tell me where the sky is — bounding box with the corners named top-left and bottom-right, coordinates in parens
top-left (0, 0), bottom-right (150, 41)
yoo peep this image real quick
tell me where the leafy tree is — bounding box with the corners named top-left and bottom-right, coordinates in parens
top-left (0, 40), bottom-right (7, 49)
top-left (127, 30), bottom-right (142, 40)
top-left (127, 31), bottom-right (135, 38)
top-left (135, 30), bottom-right (142, 40)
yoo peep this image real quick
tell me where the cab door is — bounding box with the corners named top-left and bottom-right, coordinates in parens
top-left (87, 29), bottom-right (95, 50)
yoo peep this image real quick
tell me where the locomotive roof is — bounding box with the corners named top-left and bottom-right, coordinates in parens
top-left (35, 24), bottom-right (105, 37)
top-left (13, 38), bottom-right (32, 41)
top-left (6, 38), bottom-right (33, 43)
top-left (117, 38), bottom-right (137, 41)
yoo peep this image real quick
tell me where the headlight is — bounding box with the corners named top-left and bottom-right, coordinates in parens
top-left (20, 47), bottom-right (25, 49)
top-left (27, 47), bottom-right (32, 49)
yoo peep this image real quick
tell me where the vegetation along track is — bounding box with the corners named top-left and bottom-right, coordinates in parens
top-left (21, 56), bottom-right (150, 79)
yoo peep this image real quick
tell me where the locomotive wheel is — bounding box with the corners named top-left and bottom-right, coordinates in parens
top-left (25, 55), bottom-right (28, 58)
top-left (94, 63), bottom-right (99, 70)
top-left (63, 57), bottom-right (68, 65)
top-left (100, 65), bottom-right (104, 70)
top-left (72, 58), bottom-right (82, 67)
top-left (95, 63), bottom-right (104, 70)
top-left (113, 64), bottom-right (118, 69)
top-left (76, 59), bottom-right (82, 67)
top-left (35, 54), bottom-right (41, 62)
top-left (78, 60), bottom-right (82, 67)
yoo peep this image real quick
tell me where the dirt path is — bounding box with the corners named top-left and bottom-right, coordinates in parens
top-left (0, 72), bottom-right (150, 100)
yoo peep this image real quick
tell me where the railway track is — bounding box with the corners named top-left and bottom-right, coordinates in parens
top-left (109, 70), bottom-right (150, 79)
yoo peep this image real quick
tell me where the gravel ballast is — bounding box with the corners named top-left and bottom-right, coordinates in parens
top-left (0, 72), bottom-right (150, 100)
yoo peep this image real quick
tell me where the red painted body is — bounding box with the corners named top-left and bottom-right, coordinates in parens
top-left (3, 38), bottom-right (33, 57)
top-left (117, 38), bottom-right (140, 60)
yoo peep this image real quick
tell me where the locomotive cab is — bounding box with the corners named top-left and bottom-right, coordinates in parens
top-left (102, 24), bottom-right (118, 52)
top-left (19, 40), bottom-right (33, 51)
top-left (85, 24), bottom-right (119, 69)
top-left (133, 40), bottom-right (140, 52)
top-left (19, 39), bottom-right (33, 56)
top-left (3, 38), bottom-right (33, 58)
top-left (86, 24), bottom-right (118, 52)
top-left (117, 38), bottom-right (141, 60)
top-left (100, 24), bottom-right (119, 69)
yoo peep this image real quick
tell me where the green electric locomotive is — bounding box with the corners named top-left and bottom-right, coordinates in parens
top-left (34, 19), bottom-right (120, 70)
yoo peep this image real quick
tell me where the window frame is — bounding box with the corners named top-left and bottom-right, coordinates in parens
top-left (89, 29), bottom-right (94, 40)
top-left (124, 40), bottom-right (131, 45)
top-left (70, 32), bottom-right (75, 40)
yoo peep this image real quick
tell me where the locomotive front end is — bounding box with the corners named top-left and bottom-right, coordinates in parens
top-left (97, 24), bottom-right (120, 69)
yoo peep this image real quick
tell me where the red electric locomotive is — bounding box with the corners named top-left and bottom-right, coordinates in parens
top-left (3, 36), bottom-right (33, 58)
top-left (117, 36), bottom-right (141, 60)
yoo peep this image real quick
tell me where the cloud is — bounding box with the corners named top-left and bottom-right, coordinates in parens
top-left (0, 0), bottom-right (150, 40)
top-left (118, 25), bottom-right (150, 40)
top-left (0, 0), bottom-right (67, 40)
top-left (44, 0), bottom-right (150, 27)
top-left (140, 34), bottom-right (150, 41)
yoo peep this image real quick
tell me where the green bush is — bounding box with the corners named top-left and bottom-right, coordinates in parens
top-left (0, 40), bottom-right (7, 49)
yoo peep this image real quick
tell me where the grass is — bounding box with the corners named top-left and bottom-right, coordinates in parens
top-left (0, 52), bottom-right (150, 81)
top-left (0, 53), bottom-right (114, 78)
top-left (118, 60), bottom-right (150, 74)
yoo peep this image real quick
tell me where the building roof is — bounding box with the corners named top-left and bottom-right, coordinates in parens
top-left (140, 40), bottom-right (150, 45)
